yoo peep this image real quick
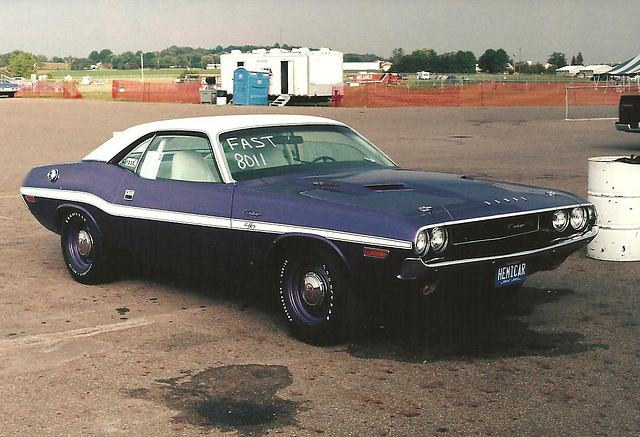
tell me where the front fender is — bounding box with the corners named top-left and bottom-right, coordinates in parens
top-left (268, 233), bottom-right (354, 277)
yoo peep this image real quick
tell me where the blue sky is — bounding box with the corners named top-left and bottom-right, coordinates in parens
top-left (1, 0), bottom-right (638, 64)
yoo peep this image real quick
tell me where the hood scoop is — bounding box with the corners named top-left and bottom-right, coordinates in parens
top-left (364, 183), bottom-right (409, 191)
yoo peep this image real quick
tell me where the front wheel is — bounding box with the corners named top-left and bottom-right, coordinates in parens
top-left (60, 210), bottom-right (110, 284)
top-left (278, 248), bottom-right (352, 344)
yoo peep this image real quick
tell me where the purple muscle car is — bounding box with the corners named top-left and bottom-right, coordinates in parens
top-left (21, 115), bottom-right (598, 343)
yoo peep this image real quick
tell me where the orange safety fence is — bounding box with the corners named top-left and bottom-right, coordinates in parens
top-left (18, 81), bottom-right (82, 99)
top-left (565, 85), bottom-right (640, 106)
top-left (337, 84), bottom-right (460, 107)
top-left (336, 82), bottom-right (639, 108)
top-left (112, 80), bottom-right (200, 103)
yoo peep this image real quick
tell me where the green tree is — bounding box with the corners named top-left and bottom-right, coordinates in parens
top-left (391, 47), bottom-right (405, 64)
top-left (389, 48), bottom-right (438, 73)
top-left (478, 48), bottom-right (510, 74)
top-left (8, 52), bottom-right (37, 77)
top-left (576, 52), bottom-right (584, 65)
top-left (70, 57), bottom-right (91, 70)
top-left (88, 51), bottom-right (100, 63)
top-left (98, 49), bottom-right (113, 63)
top-left (547, 52), bottom-right (567, 69)
top-left (344, 53), bottom-right (380, 63)
top-left (518, 62), bottom-right (546, 74)
top-left (201, 53), bottom-right (218, 68)
top-left (452, 50), bottom-right (476, 73)
top-left (112, 51), bottom-right (138, 70)
top-left (142, 51), bottom-right (157, 68)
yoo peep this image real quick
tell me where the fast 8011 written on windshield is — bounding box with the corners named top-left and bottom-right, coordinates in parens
top-left (219, 125), bottom-right (395, 180)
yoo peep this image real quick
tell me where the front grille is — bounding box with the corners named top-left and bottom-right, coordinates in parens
top-left (423, 210), bottom-right (591, 264)
top-left (452, 214), bottom-right (539, 244)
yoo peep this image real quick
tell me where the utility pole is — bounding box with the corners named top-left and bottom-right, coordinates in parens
top-left (518, 47), bottom-right (522, 82)
top-left (141, 53), bottom-right (144, 83)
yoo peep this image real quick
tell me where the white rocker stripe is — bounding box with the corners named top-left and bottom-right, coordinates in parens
top-left (20, 187), bottom-right (413, 250)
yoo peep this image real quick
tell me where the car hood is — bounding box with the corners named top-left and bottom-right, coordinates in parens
top-left (263, 168), bottom-right (585, 224)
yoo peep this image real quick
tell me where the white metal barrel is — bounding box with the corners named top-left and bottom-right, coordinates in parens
top-left (587, 156), bottom-right (640, 261)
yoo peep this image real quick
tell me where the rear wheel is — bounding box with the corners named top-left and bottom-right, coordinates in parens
top-left (61, 210), bottom-right (110, 284)
top-left (278, 247), bottom-right (351, 344)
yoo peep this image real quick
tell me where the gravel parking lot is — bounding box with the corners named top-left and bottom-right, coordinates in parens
top-left (1, 99), bottom-right (638, 436)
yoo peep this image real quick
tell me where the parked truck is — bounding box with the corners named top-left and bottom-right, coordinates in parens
top-left (0, 79), bottom-right (20, 98)
top-left (615, 95), bottom-right (640, 133)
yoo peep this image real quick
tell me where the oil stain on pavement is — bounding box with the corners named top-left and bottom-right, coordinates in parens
top-left (129, 364), bottom-right (298, 435)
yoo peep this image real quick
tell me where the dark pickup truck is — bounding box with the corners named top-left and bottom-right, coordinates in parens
top-left (615, 95), bottom-right (640, 133)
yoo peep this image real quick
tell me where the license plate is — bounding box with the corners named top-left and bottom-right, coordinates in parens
top-left (495, 262), bottom-right (527, 288)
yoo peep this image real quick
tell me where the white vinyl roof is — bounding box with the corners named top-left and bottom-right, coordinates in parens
top-left (83, 114), bottom-right (346, 163)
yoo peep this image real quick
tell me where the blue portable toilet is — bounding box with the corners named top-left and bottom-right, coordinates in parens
top-left (232, 68), bottom-right (269, 106)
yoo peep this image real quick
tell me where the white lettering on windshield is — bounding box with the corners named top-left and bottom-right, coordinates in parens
top-left (225, 135), bottom-right (277, 151)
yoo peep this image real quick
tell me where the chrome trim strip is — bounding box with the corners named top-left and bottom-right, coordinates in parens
top-left (427, 204), bottom-right (592, 228)
top-left (20, 186), bottom-right (412, 250)
top-left (412, 226), bottom-right (598, 269)
top-left (230, 218), bottom-right (411, 249)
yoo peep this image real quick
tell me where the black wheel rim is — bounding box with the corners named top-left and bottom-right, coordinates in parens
top-left (65, 218), bottom-right (94, 273)
top-left (285, 258), bottom-right (331, 326)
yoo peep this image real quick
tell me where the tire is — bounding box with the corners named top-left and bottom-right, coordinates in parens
top-left (60, 210), bottom-right (110, 284)
top-left (278, 247), bottom-right (352, 344)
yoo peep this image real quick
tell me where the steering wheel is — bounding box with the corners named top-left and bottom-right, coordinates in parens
top-left (311, 155), bottom-right (337, 163)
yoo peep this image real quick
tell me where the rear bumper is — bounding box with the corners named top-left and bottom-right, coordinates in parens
top-left (615, 122), bottom-right (640, 133)
top-left (398, 226), bottom-right (598, 281)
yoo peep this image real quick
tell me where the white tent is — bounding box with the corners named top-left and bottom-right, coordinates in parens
top-left (606, 55), bottom-right (640, 76)
top-left (579, 65), bottom-right (612, 77)
top-left (555, 65), bottom-right (583, 76)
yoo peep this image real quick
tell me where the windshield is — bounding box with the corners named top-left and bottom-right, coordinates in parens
top-left (219, 124), bottom-right (395, 181)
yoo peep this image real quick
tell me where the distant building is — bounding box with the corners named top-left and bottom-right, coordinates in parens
top-left (578, 65), bottom-right (613, 78)
top-left (555, 65), bottom-right (583, 76)
top-left (343, 61), bottom-right (381, 71)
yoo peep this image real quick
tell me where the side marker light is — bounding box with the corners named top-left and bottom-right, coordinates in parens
top-left (364, 248), bottom-right (389, 259)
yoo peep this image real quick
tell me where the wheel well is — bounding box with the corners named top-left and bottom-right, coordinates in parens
top-left (54, 205), bottom-right (101, 239)
top-left (54, 206), bottom-right (74, 232)
top-left (267, 236), bottom-right (350, 281)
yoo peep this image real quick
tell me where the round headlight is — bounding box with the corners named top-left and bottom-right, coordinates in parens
top-left (552, 210), bottom-right (569, 232)
top-left (429, 226), bottom-right (448, 253)
top-left (570, 207), bottom-right (587, 230)
top-left (415, 230), bottom-right (429, 256)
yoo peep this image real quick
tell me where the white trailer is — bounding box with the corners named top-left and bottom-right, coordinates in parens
top-left (220, 47), bottom-right (343, 98)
